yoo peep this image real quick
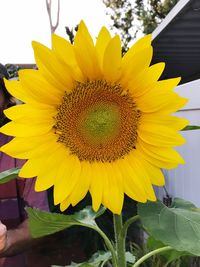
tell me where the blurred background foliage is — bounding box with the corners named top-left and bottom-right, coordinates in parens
top-left (102, 0), bottom-right (179, 52)
top-left (64, 0), bottom-right (179, 53)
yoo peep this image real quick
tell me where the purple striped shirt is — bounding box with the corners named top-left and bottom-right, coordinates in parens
top-left (0, 133), bottom-right (49, 211)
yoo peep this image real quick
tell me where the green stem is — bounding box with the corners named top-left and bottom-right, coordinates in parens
top-left (113, 214), bottom-right (126, 267)
top-left (121, 215), bottom-right (140, 238)
top-left (132, 246), bottom-right (172, 267)
top-left (94, 226), bottom-right (118, 267)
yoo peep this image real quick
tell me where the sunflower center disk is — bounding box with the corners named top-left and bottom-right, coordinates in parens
top-left (54, 80), bottom-right (141, 162)
top-left (80, 103), bottom-right (120, 144)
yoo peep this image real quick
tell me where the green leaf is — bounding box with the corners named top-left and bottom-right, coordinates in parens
top-left (182, 125), bottom-right (200, 131)
top-left (170, 198), bottom-right (197, 210)
top-left (27, 206), bottom-right (106, 238)
top-left (138, 198), bottom-right (200, 256)
top-left (87, 251), bottom-right (111, 266)
top-left (0, 167), bottom-right (20, 184)
top-left (125, 252), bottom-right (135, 263)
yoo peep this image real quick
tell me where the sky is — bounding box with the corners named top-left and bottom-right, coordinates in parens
top-left (0, 0), bottom-right (113, 64)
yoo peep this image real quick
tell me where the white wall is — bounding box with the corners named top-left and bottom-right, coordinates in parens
top-left (156, 79), bottom-right (200, 207)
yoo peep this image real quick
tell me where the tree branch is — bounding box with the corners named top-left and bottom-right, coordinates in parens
top-left (46, 0), bottom-right (60, 34)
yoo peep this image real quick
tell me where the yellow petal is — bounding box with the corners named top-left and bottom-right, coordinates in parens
top-left (120, 45), bottom-right (153, 86)
top-left (140, 114), bottom-right (189, 131)
top-left (5, 76), bottom-right (61, 107)
top-left (122, 34), bottom-right (152, 67)
top-left (4, 79), bottom-right (35, 104)
top-left (159, 96), bottom-right (188, 114)
top-left (127, 62), bottom-right (165, 96)
top-left (103, 35), bottom-right (122, 82)
top-left (138, 124), bottom-right (186, 147)
top-left (123, 149), bottom-right (156, 201)
top-left (118, 159), bottom-right (147, 203)
top-left (32, 41), bottom-right (73, 91)
top-left (74, 21), bottom-right (101, 79)
top-left (95, 26), bottom-right (112, 71)
top-left (19, 157), bottom-right (43, 178)
top-left (52, 34), bottom-right (84, 82)
top-left (89, 163), bottom-right (104, 212)
top-left (0, 133), bottom-right (56, 159)
top-left (60, 197), bottom-right (71, 212)
top-left (35, 145), bottom-right (69, 191)
top-left (103, 163), bottom-right (124, 214)
top-left (27, 135), bottom-right (60, 159)
top-left (140, 159), bottom-right (165, 186)
top-left (97, 165), bottom-right (108, 210)
top-left (133, 76), bottom-right (181, 101)
top-left (137, 139), bottom-right (185, 169)
top-left (0, 137), bottom-right (36, 159)
top-left (70, 161), bottom-right (91, 206)
top-left (136, 89), bottom-right (188, 113)
top-left (153, 77), bottom-right (181, 92)
top-left (127, 153), bottom-right (156, 201)
top-left (4, 104), bottom-right (56, 124)
top-left (18, 69), bottom-right (63, 104)
top-left (52, 34), bottom-right (76, 66)
top-left (0, 120), bottom-right (54, 137)
top-left (53, 155), bottom-right (81, 205)
top-left (35, 167), bottom-right (57, 191)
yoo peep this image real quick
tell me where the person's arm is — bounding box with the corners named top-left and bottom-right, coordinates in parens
top-left (0, 222), bottom-right (7, 252)
top-left (0, 219), bottom-right (43, 257)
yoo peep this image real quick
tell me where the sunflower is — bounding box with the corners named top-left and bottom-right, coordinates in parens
top-left (0, 21), bottom-right (188, 214)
